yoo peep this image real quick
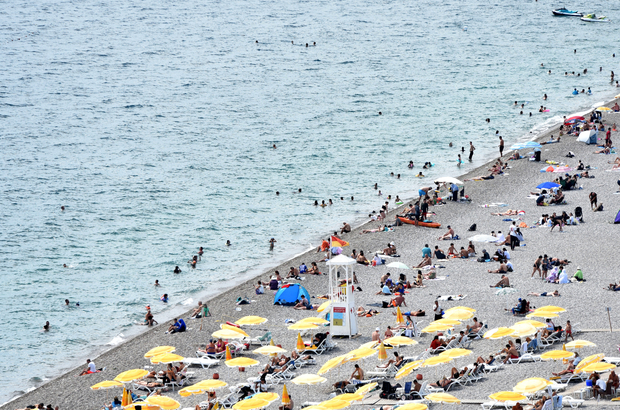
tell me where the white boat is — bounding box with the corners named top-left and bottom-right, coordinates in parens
top-left (552, 8), bottom-right (582, 17)
top-left (580, 13), bottom-right (610, 22)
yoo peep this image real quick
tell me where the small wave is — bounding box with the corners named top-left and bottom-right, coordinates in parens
top-left (107, 333), bottom-right (125, 346)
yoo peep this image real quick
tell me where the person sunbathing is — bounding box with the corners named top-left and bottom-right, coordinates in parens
top-left (459, 247), bottom-right (468, 258)
top-left (552, 353), bottom-right (579, 376)
top-left (528, 290), bottom-right (560, 297)
top-left (415, 255), bottom-right (432, 268)
top-left (491, 209), bottom-right (520, 216)
top-left (595, 147), bottom-right (611, 154)
top-left (488, 262), bottom-right (508, 274)
top-left (135, 380), bottom-right (164, 389)
top-left (356, 251), bottom-right (370, 265)
top-left (437, 225), bottom-right (455, 240)
top-left (307, 262), bottom-right (320, 275)
top-left (447, 243), bottom-right (457, 255)
top-left (466, 318), bottom-right (483, 334)
top-left (198, 340), bottom-right (217, 355)
top-left (501, 343), bottom-right (520, 363)
top-left (215, 338), bottom-right (226, 353)
top-left (378, 352), bottom-right (405, 368)
top-left (491, 275), bottom-right (510, 288)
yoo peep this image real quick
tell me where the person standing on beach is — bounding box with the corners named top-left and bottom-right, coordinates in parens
top-left (469, 142), bottom-right (475, 161)
top-left (457, 154), bottom-right (462, 167)
top-left (499, 136), bottom-right (504, 157)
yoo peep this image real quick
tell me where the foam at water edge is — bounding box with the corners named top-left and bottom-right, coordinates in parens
top-left (107, 333), bottom-right (125, 346)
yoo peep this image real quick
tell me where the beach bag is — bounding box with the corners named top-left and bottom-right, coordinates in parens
top-left (213, 373), bottom-right (220, 379)
top-left (468, 224), bottom-right (477, 231)
top-left (382, 301), bottom-right (390, 308)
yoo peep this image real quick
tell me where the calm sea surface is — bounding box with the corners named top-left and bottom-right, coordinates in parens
top-left (1, 0), bottom-right (618, 402)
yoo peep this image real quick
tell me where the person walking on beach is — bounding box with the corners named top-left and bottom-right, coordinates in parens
top-left (499, 136), bottom-right (504, 157)
top-left (469, 142), bottom-right (475, 161)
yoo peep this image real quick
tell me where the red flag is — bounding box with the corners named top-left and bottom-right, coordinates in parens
top-left (330, 235), bottom-right (349, 247)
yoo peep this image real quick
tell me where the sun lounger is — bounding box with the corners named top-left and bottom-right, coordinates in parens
top-left (297, 338), bottom-right (328, 355)
top-left (562, 396), bottom-right (584, 408)
top-left (366, 363), bottom-right (398, 379)
top-left (508, 342), bottom-right (541, 364)
top-left (603, 357), bottom-right (620, 365)
top-left (182, 357), bottom-right (219, 369)
top-left (244, 331), bottom-right (272, 346)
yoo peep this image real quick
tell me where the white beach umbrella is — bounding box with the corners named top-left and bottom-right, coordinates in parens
top-left (386, 262), bottom-right (409, 270)
top-left (468, 234), bottom-right (499, 243)
top-left (434, 177), bottom-right (464, 185)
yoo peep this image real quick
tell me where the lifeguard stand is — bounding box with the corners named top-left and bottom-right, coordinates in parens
top-left (326, 254), bottom-right (358, 338)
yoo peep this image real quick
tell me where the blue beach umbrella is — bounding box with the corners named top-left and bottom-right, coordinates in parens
top-left (510, 141), bottom-right (542, 150)
top-left (536, 182), bottom-right (560, 189)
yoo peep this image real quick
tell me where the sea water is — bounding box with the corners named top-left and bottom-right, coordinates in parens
top-left (1, 0), bottom-right (618, 403)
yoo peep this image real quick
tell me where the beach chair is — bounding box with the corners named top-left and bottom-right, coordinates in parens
top-left (196, 350), bottom-right (226, 360)
top-left (367, 363), bottom-right (398, 379)
top-left (603, 356), bottom-right (620, 365)
top-left (297, 338), bottom-right (327, 355)
top-left (541, 398), bottom-right (553, 410)
top-left (446, 370), bottom-right (470, 391)
top-left (215, 391), bottom-right (241, 409)
top-left (182, 357), bottom-right (220, 369)
top-left (473, 324), bottom-right (488, 340)
top-left (244, 331), bottom-right (272, 346)
top-left (458, 335), bottom-right (472, 349)
top-left (562, 396), bottom-right (584, 408)
top-left (227, 341), bottom-right (246, 356)
top-left (509, 342), bottom-right (540, 364)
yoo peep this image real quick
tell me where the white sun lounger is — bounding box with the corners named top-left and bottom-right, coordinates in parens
top-left (182, 357), bottom-right (220, 369)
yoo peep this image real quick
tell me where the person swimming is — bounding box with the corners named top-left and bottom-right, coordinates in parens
top-left (417, 172), bottom-right (425, 177)
top-left (226, 240), bottom-right (231, 246)
top-left (161, 294), bottom-right (169, 303)
top-left (408, 161), bottom-right (414, 168)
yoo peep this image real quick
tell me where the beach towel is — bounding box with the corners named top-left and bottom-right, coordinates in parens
top-left (437, 295), bottom-right (466, 301)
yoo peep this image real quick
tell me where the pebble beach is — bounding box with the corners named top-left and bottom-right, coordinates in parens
top-left (5, 106), bottom-right (620, 410)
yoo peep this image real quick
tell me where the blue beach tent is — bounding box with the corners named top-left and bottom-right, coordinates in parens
top-left (273, 284), bottom-right (310, 305)
top-left (615, 210), bottom-right (620, 224)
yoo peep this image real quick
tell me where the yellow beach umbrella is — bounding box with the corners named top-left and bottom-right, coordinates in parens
top-left (422, 323), bottom-right (453, 333)
top-left (395, 360), bottom-right (423, 380)
top-left (282, 384), bottom-right (291, 405)
top-left (288, 322), bottom-right (319, 330)
top-left (396, 307), bottom-right (405, 324)
top-left (254, 346), bottom-right (287, 355)
top-left (225, 357), bottom-right (260, 368)
top-left (317, 300), bottom-right (331, 313)
top-left (212, 329), bottom-right (246, 339)
top-left (597, 106), bottom-right (612, 111)
top-left (445, 306), bottom-right (476, 313)
top-left (145, 395), bottom-right (181, 410)
top-left (235, 316), bottom-right (268, 326)
top-left (232, 398), bottom-right (270, 410)
top-left (319, 355), bottom-right (348, 375)
top-left (179, 379), bottom-right (228, 396)
top-left (221, 324), bottom-right (249, 337)
top-left (292, 374), bottom-right (327, 385)
top-left (296, 333), bottom-right (306, 351)
top-left (378, 342), bottom-right (388, 361)
top-left (396, 404), bottom-right (428, 410)
top-left (509, 323), bottom-right (538, 338)
top-left (356, 382), bottom-right (378, 396)
top-left (114, 369), bottom-right (149, 383)
top-left (514, 320), bottom-right (546, 329)
top-left (579, 362), bottom-right (616, 373)
top-left (299, 317), bottom-right (330, 325)
top-left (384, 336), bottom-right (418, 347)
top-left (144, 345), bottom-right (176, 358)
top-left (425, 393), bottom-right (461, 403)
top-left (253, 392), bottom-right (280, 403)
top-left (292, 373), bottom-right (328, 396)
top-left (335, 393), bottom-right (363, 402)
top-left (575, 353), bottom-right (605, 373)
top-left (439, 349), bottom-right (472, 359)
top-left (513, 378), bottom-right (551, 393)
top-left (345, 347), bottom-right (377, 362)
top-left (124, 405), bottom-right (160, 410)
top-left (566, 340), bottom-right (596, 349)
top-left (526, 311), bottom-right (559, 319)
top-left (302, 407), bottom-right (328, 410)
top-left (319, 399), bottom-right (350, 410)
top-left (489, 392), bottom-right (527, 402)
top-left (442, 309), bottom-right (474, 321)
top-left (432, 319), bottom-right (462, 327)
top-left (422, 356), bottom-right (453, 367)
top-left (226, 344), bottom-right (233, 361)
top-left (359, 341), bottom-right (379, 350)
top-left (91, 380), bottom-right (123, 390)
top-left (540, 350), bottom-right (574, 361)
top-left (535, 306), bottom-right (566, 313)
top-left (484, 327), bottom-right (515, 339)
top-left (151, 353), bottom-right (185, 364)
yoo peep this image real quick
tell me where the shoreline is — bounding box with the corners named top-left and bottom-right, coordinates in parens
top-left (5, 92), bottom-right (620, 409)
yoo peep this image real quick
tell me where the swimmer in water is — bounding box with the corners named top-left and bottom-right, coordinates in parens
top-left (378, 190), bottom-right (382, 196)
top-left (198, 247), bottom-right (204, 258)
top-left (351, 196), bottom-right (354, 201)
top-left (61, 206), bottom-right (65, 211)
top-left (276, 191), bottom-right (279, 195)
top-left (397, 174), bottom-right (400, 179)
top-left (417, 172), bottom-right (425, 177)
top-left (340, 197), bottom-right (344, 200)
top-left (273, 144), bottom-right (276, 149)
top-left (320, 200), bottom-right (327, 207)
top-left (521, 104), bottom-right (524, 109)
top-left (543, 94), bottom-right (547, 100)
top-left (226, 240), bottom-right (231, 246)
top-left (548, 70), bottom-right (551, 74)
top-left (314, 200), bottom-right (318, 206)
top-left (154, 280), bottom-right (160, 287)
top-left (461, 146), bottom-right (465, 153)
top-left (374, 183), bottom-right (378, 189)
top-left (161, 294), bottom-right (168, 303)
top-left (457, 154), bottom-right (462, 166)
top-left (519, 111), bottom-right (523, 115)
top-left (63, 264), bottom-right (67, 268)
top-left (379, 111), bottom-right (382, 115)
top-left (269, 238), bottom-right (276, 250)
top-left (449, 142), bottom-right (453, 147)
top-left (174, 266), bottom-right (182, 274)
top-left (408, 160), bottom-right (414, 168)
top-left (65, 299), bottom-right (70, 306)
top-left (395, 195), bottom-right (401, 202)
top-left (298, 188), bottom-right (302, 193)
top-left (514, 101), bottom-right (518, 106)
top-left (188, 256), bottom-right (197, 267)
top-left (329, 199), bottom-right (333, 205)
top-left (43, 321), bottom-right (50, 331)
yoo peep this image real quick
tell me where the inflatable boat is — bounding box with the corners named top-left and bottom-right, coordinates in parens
top-left (580, 14), bottom-right (610, 22)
